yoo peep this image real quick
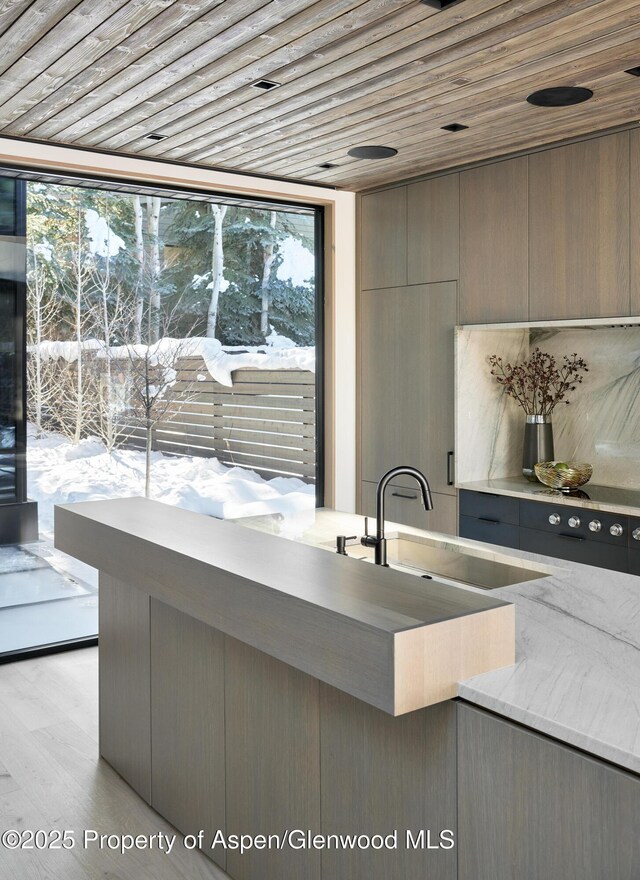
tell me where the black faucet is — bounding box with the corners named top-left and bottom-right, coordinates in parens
top-left (361, 466), bottom-right (434, 566)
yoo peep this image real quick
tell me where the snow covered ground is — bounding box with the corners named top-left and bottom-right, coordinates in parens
top-left (27, 425), bottom-right (316, 539)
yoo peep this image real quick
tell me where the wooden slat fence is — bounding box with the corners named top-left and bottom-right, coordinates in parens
top-left (120, 358), bottom-right (317, 483)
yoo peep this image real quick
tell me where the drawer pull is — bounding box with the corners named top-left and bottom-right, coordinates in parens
top-left (447, 451), bottom-right (454, 486)
top-left (391, 491), bottom-right (418, 500)
top-left (478, 517), bottom-right (500, 525)
top-left (558, 533), bottom-right (585, 542)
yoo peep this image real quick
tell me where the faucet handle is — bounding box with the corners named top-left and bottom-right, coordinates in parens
top-left (361, 517), bottom-right (379, 548)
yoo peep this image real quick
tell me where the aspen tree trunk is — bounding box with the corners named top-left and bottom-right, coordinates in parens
top-left (146, 196), bottom-right (161, 343)
top-left (206, 204), bottom-right (227, 338)
top-left (260, 212), bottom-right (277, 336)
top-left (32, 256), bottom-right (44, 435)
top-left (73, 204), bottom-right (84, 445)
top-left (133, 194), bottom-right (144, 343)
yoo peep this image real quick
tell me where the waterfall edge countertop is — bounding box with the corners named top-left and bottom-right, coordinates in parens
top-left (53, 498), bottom-right (514, 716)
top-left (234, 508), bottom-right (640, 776)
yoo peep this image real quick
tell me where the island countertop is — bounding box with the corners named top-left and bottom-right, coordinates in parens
top-left (53, 497), bottom-right (514, 716)
top-left (235, 508), bottom-right (640, 776)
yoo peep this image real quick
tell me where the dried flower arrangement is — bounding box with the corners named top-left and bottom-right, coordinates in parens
top-left (488, 348), bottom-right (589, 417)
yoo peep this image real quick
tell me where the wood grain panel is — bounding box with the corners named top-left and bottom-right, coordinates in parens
top-left (225, 636), bottom-right (320, 880)
top-left (407, 173), bottom-right (459, 284)
top-left (2, 1), bottom-right (640, 189)
top-left (320, 687), bottom-right (457, 880)
top-left (141, 0), bottom-right (608, 165)
top-left (360, 282), bottom-right (456, 493)
top-left (458, 703), bottom-right (640, 880)
top-left (253, 4), bottom-right (638, 176)
top-left (529, 132), bottom-right (630, 320)
top-left (360, 483), bottom-right (457, 536)
top-left (360, 186), bottom-right (407, 288)
top-left (150, 599), bottom-right (226, 870)
top-left (98, 572), bottom-right (151, 802)
top-left (460, 157), bottom-right (528, 323)
top-left (630, 128), bottom-right (640, 315)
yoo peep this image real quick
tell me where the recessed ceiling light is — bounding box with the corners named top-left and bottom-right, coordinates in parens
top-left (318, 163), bottom-right (337, 169)
top-left (146, 133), bottom-right (168, 141)
top-left (441, 123), bottom-right (468, 132)
top-left (252, 79), bottom-right (280, 90)
top-left (347, 145), bottom-right (398, 160)
top-left (625, 66), bottom-right (640, 77)
top-left (421, 0), bottom-right (462, 9)
top-left (526, 86), bottom-right (593, 107)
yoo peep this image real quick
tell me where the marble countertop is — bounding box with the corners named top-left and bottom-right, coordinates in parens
top-left (457, 476), bottom-right (640, 517)
top-left (236, 508), bottom-right (640, 775)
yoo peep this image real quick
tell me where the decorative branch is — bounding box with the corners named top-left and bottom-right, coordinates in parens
top-left (488, 348), bottom-right (588, 417)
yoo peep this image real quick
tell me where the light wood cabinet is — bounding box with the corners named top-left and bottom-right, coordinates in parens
top-left (459, 157), bottom-right (528, 323)
top-left (629, 129), bottom-right (640, 315)
top-left (529, 133), bottom-right (630, 320)
top-left (98, 573), bottom-right (151, 803)
top-left (225, 637), bottom-right (321, 880)
top-left (458, 703), bottom-right (640, 879)
top-left (361, 482), bottom-right (457, 535)
top-left (150, 600), bottom-right (227, 870)
top-left (360, 282), bottom-right (456, 497)
top-left (320, 687), bottom-right (457, 880)
top-left (407, 174), bottom-right (459, 284)
top-left (360, 186), bottom-right (407, 289)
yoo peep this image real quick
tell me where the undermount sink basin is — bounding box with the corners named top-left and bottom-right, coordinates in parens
top-left (327, 531), bottom-right (551, 591)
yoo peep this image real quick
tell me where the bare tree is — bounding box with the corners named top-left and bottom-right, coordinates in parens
top-left (120, 302), bottom-right (199, 497)
top-left (26, 247), bottom-right (60, 436)
top-left (206, 203), bottom-right (227, 338)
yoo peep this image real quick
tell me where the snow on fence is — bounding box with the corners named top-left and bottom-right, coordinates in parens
top-left (119, 357), bottom-right (317, 483)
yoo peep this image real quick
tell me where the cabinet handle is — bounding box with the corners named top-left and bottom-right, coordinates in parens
top-left (558, 533), bottom-right (585, 542)
top-left (391, 491), bottom-right (418, 500)
top-left (478, 517), bottom-right (500, 525)
top-left (447, 451), bottom-right (454, 486)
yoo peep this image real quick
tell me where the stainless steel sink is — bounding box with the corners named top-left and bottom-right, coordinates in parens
top-left (328, 532), bottom-right (550, 590)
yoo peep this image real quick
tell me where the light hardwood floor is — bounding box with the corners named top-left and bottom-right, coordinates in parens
top-left (0, 647), bottom-right (229, 880)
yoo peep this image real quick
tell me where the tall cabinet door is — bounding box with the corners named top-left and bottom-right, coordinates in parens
top-left (459, 157), bottom-right (528, 324)
top-left (529, 133), bottom-right (629, 320)
top-left (360, 282), bottom-right (456, 501)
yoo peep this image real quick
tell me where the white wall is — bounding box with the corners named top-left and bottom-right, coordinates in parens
top-left (0, 137), bottom-right (357, 511)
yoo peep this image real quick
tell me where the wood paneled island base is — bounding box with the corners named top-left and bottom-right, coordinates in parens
top-left (54, 498), bottom-right (516, 880)
top-left (100, 573), bottom-right (457, 880)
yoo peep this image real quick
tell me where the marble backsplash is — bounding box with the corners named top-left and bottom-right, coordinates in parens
top-left (455, 325), bottom-right (640, 489)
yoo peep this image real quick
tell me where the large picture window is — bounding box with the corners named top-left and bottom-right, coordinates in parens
top-left (0, 169), bottom-right (323, 658)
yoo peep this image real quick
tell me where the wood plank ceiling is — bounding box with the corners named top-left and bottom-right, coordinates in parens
top-left (1, 0), bottom-right (640, 191)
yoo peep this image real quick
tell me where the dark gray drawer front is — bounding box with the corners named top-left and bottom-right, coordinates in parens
top-left (459, 490), bottom-right (519, 525)
top-left (520, 500), bottom-right (629, 547)
top-left (459, 515), bottom-right (519, 549)
top-left (629, 517), bottom-right (640, 549)
top-left (520, 527), bottom-right (628, 571)
top-left (629, 551), bottom-right (640, 576)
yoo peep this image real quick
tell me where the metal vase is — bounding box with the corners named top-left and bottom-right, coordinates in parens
top-left (522, 415), bottom-right (554, 481)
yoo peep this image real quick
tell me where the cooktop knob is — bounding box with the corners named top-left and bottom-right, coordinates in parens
top-left (548, 513), bottom-right (561, 525)
top-left (588, 520), bottom-right (602, 532)
top-left (610, 523), bottom-right (624, 537)
top-left (633, 528), bottom-right (640, 542)
top-left (568, 516), bottom-right (581, 528)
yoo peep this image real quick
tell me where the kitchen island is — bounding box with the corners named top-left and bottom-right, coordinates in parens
top-left (54, 500), bottom-right (640, 880)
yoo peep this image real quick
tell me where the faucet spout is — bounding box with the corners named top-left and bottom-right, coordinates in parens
top-left (363, 466), bottom-right (434, 566)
